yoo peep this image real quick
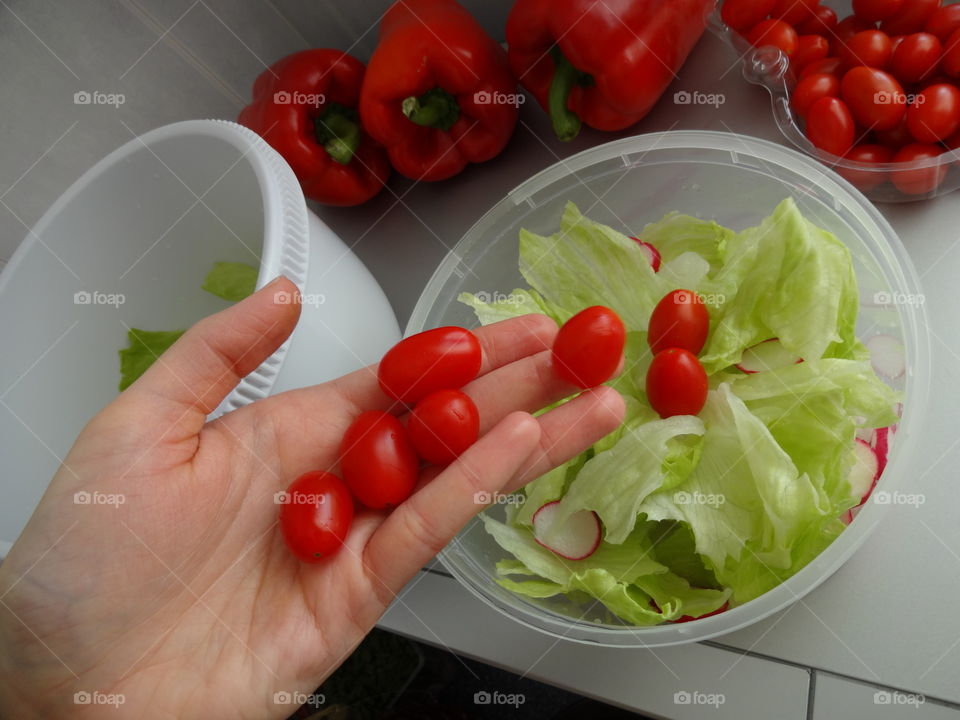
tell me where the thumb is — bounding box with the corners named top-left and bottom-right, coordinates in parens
top-left (124, 275), bottom-right (301, 438)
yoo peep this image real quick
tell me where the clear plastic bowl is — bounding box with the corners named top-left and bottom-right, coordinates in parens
top-left (407, 130), bottom-right (929, 647)
top-left (711, 1), bottom-right (960, 203)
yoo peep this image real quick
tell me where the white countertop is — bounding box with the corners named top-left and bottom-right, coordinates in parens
top-left (307, 32), bottom-right (960, 719)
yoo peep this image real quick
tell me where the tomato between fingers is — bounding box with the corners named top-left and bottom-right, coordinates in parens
top-left (279, 471), bottom-right (354, 562)
top-left (648, 289), bottom-right (710, 356)
top-left (806, 96), bottom-right (856, 156)
top-left (646, 348), bottom-right (709, 419)
top-left (408, 389), bottom-right (480, 465)
top-left (341, 410), bottom-right (419, 509)
top-left (378, 326), bottom-right (482, 404)
top-left (552, 306), bottom-right (626, 389)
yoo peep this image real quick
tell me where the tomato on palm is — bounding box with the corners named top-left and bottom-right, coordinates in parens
top-left (378, 326), bottom-right (482, 404)
top-left (646, 349), bottom-right (708, 418)
top-left (797, 5), bottom-right (839, 36)
top-left (840, 66), bottom-right (906, 130)
top-left (853, 0), bottom-right (906, 23)
top-left (408, 389), bottom-right (480, 465)
top-left (746, 19), bottom-right (800, 56)
top-left (721, 0), bottom-right (777, 31)
top-left (925, 5), bottom-right (960, 41)
top-left (891, 143), bottom-right (948, 194)
top-left (341, 410), bottom-right (419, 509)
top-left (880, 0), bottom-right (941, 36)
top-left (793, 35), bottom-right (831, 72)
top-left (806, 96), bottom-right (856, 155)
top-left (906, 83), bottom-right (960, 142)
top-left (792, 72), bottom-right (840, 117)
top-left (552, 306), bottom-right (626, 388)
top-left (279, 471), bottom-right (354, 562)
top-left (839, 30), bottom-right (894, 69)
top-left (890, 32), bottom-right (942, 83)
top-left (838, 143), bottom-right (895, 190)
top-left (648, 289), bottom-right (710, 355)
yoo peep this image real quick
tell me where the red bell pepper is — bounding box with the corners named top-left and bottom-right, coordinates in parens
top-left (359, 0), bottom-right (519, 181)
top-left (238, 49), bottom-right (390, 206)
top-left (506, 0), bottom-right (714, 141)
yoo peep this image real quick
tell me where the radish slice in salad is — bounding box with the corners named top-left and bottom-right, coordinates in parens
top-left (532, 501), bottom-right (601, 560)
top-left (843, 438), bottom-right (883, 525)
top-left (735, 339), bottom-right (803, 373)
top-left (631, 238), bottom-right (662, 272)
top-left (866, 334), bottom-right (905, 380)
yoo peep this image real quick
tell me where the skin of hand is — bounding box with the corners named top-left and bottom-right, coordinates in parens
top-left (0, 276), bottom-right (625, 719)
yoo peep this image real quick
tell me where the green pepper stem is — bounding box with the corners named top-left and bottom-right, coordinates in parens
top-left (548, 48), bottom-right (583, 142)
top-left (314, 107), bottom-right (360, 165)
top-left (402, 87), bottom-right (460, 131)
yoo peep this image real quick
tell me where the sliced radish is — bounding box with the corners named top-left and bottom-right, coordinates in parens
top-left (849, 438), bottom-right (880, 504)
top-left (873, 426), bottom-right (890, 478)
top-left (532, 501), bottom-right (601, 560)
top-left (866, 334), bottom-right (905, 380)
top-left (736, 338), bottom-right (803, 373)
top-left (631, 238), bottom-right (662, 272)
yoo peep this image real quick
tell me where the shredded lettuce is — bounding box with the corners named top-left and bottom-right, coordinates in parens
top-left (461, 198), bottom-right (901, 622)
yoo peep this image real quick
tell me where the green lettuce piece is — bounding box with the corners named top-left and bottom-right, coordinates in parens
top-left (699, 198), bottom-right (865, 373)
top-left (648, 520), bottom-right (721, 590)
top-left (118, 329), bottom-right (185, 390)
top-left (458, 288), bottom-right (558, 325)
top-left (634, 572), bottom-right (730, 621)
top-left (202, 261), bottom-right (259, 302)
top-left (551, 415), bottom-right (705, 544)
top-left (633, 212), bottom-right (732, 274)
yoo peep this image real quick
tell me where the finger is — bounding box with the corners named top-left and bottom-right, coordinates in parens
top-left (362, 412), bottom-right (541, 596)
top-left (322, 313), bottom-right (558, 413)
top-left (124, 276), bottom-right (301, 440)
top-left (505, 385), bottom-right (626, 493)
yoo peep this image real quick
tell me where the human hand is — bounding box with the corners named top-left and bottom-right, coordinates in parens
top-left (0, 277), bottom-right (625, 719)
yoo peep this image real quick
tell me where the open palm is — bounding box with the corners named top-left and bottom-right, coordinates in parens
top-left (0, 277), bottom-right (624, 719)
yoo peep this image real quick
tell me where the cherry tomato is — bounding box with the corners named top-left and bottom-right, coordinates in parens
top-left (890, 32), bottom-right (942, 83)
top-left (880, 0), bottom-right (941, 36)
top-left (771, 0), bottom-right (819, 25)
top-left (648, 289), bottom-right (710, 356)
top-left (646, 349), bottom-right (708, 418)
top-left (853, 0), bottom-right (906, 23)
top-left (906, 83), bottom-right (960, 142)
top-left (838, 143), bottom-right (895, 189)
top-left (341, 410), bottom-right (419, 509)
top-left (279, 471), bottom-right (354, 562)
top-left (873, 117), bottom-right (913, 146)
top-left (800, 56), bottom-right (844, 80)
top-left (378, 326), bottom-right (482, 404)
top-left (793, 35), bottom-right (831, 72)
top-left (797, 5), bottom-right (839, 36)
top-left (806, 96), bottom-right (856, 155)
top-left (407, 389), bottom-right (480, 465)
top-left (721, 0), bottom-right (777, 31)
top-left (840, 30), bottom-right (894, 69)
top-left (942, 28), bottom-right (960, 78)
top-left (792, 72), bottom-right (841, 117)
top-left (746, 19), bottom-right (800, 56)
top-left (552, 306), bottom-right (626, 388)
top-left (925, 5), bottom-right (960, 41)
top-left (833, 16), bottom-right (875, 53)
top-left (840, 66), bottom-right (906, 130)
top-left (892, 143), bottom-right (948, 194)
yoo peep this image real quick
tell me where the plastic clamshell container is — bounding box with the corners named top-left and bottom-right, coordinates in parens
top-left (407, 130), bottom-right (929, 647)
top-left (711, 0), bottom-right (960, 203)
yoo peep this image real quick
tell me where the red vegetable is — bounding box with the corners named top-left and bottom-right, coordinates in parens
top-left (793, 35), bottom-right (831, 73)
top-left (721, 0), bottom-right (777, 31)
top-left (942, 28), bottom-right (960, 78)
top-left (378, 327), bottom-right (482, 404)
top-left (853, 0), bottom-right (906, 23)
top-left (341, 410), bottom-right (419, 509)
top-left (906, 83), bottom-right (960, 142)
top-left (890, 32), bottom-right (942, 83)
top-left (797, 5), bottom-right (839, 36)
top-left (408, 389), bottom-right (480, 465)
top-left (359, 0), bottom-right (518, 181)
top-left (646, 348), bottom-right (708, 418)
top-left (771, 0), bottom-right (818, 25)
top-left (880, 0), bottom-right (942, 37)
top-left (237, 49), bottom-right (390, 206)
top-left (506, 0), bottom-right (713, 140)
top-left (840, 66), bottom-right (906, 131)
top-left (839, 143), bottom-right (895, 190)
top-left (746, 19), bottom-right (800, 56)
top-left (279, 471), bottom-right (354, 562)
top-left (799, 56), bottom-right (844, 80)
top-left (839, 30), bottom-right (894, 69)
top-left (891, 143), bottom-right (948, 194)
top-left (806, 96), bottom-right (856, 156)
top-left (552, 306), bottom-right (626, 389)
top-left (648, 289), bottom-right (710, 356)
top-left (832, 16), bottom-right (875, 54)
top-left (792, 73), bottom-right (841, 118)
top-left (925, 5), bottom-right (960, 41)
